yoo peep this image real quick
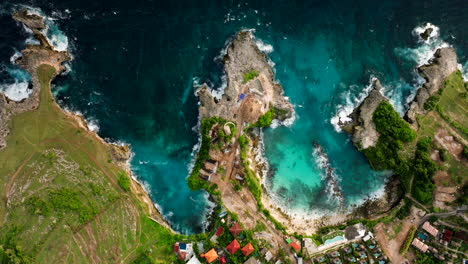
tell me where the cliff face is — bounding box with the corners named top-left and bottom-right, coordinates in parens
top-left (197, 31), bottom-right (293, 124)
top-left (405, 47), bottom-right (458, 124)
top-left (342, 79), bottom-right (386, 149)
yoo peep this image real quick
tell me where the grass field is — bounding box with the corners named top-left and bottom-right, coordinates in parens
top-left (0, 64), bottom-right (177, 263)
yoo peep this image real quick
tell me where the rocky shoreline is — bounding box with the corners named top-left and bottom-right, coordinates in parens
top-left (1, 9), bottom-right (171, 231)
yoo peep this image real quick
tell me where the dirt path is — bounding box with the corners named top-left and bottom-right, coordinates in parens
top-left (3, 153), bottom-right (35, 205)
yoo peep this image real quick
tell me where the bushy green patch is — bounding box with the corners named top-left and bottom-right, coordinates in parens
top-left (373, 101), bottom-right (416, 143)
top-left (254, 108), bottom-right (274, 128)
top-left (396, 199), bottom-right (413, 220)
top-left (411, 138), bottom-right (437, 205)
top-left (49, 188), bottom-right (98, 224)
top-left (0, 226), bottom-right (32, 264)
top-left (118, 171), bottom-right (131, 192)
top-left (399, 226), bottom-right (416, 255)
top-left (243, 70), bottom-right (259, 83)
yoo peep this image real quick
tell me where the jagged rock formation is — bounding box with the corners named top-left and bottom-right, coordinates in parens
top-left (197, 31), bottom-right (293, 124)
top-left (0, 9), bottom-right (70, 149)
top-left (342, 79), bottom-right (386, 149)
top-left (405, 48), bottom-right (458, 124)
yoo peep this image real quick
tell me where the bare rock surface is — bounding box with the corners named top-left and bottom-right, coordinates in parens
top-left (405, 47), bottom-right (458, 124)
top-left (197, 31), bottom-right (293, 124)
top-left (342, 79), bottom-right (386, 149)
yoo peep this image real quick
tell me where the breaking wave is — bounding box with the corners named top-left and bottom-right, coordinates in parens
top-left (394, 23), bottom-right (450, 67)
top-left (312, 143), bottom-right (344, 204)
top-left (0, 67), bottom-right (31, 101)
top-left (330, 76), bottom-right (377, 132)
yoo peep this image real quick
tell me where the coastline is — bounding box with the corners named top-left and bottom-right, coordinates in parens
top-left (2, 8), bottom-right (173, 232)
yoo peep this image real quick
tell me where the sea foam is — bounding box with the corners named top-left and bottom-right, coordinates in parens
top-left (330, 76), bottom-right (377, 132)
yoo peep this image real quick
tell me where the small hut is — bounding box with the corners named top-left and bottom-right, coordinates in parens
top-left (226, 239), bottom-right (241, 254)
top-left (241, 243), bottom-right (254, 256)
top-left (229, 223), bottom-right (243, 237)
top-left (201, 249), bottom-right (218, 263)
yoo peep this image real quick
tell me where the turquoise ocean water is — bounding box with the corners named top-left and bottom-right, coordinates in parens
top-left (0, 0), bottom-right (466, 234)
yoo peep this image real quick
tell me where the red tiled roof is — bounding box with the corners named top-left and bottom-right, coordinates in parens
top-left (226, 239), bottom-right (241, 254)
top-left (216, 226), bottom-right (223, 236)
top-left (220, 257), bottom-right (227, 264)
top-left (229, 223), bottom-right (243, 236)
top-left (241, 243), bottom-right (254, 256)
top-left (290, 242), bottom-right (301, 251)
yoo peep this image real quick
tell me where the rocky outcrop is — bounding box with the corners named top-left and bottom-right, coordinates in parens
top-left (197, 31), bottom-right (293, 124)
top-left (0, 9), bottom-right (70, 149)
top-left (405, 47), bottom-right (458, 124)
top-left (342, 79), bottom-right (386, 149)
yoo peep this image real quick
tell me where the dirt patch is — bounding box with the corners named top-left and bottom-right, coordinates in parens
top-left (374, 206), bottom-right (425, 264)
top-left (434, 129), bottom-right (464, 159)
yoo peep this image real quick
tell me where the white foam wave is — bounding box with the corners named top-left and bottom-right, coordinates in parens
top-left (458, 62), bottom-right (468, 82)
top-left (254, 38), bottom-right (274, 54)
top-left (330, 76), bottom-right (377, 132)
top-left (9, 51), bottom-right (21, 64)
top-left (42, 20), bottom-right (69, 52)
top-left (312, 144), bottom-right (343, 204)
top-left (0, 67), bottom-right (32, 101)
top-left (0, 81), bottom-right (31, 101)
top-left (395, 23), bottom-right (450, 67)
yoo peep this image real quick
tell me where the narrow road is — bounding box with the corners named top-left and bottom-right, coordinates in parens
top-left (417, 208), bottom-right (468, 228)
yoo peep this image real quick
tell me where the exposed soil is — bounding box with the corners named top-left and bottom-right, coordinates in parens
top-left (374, 206), bottom-right (425, 264)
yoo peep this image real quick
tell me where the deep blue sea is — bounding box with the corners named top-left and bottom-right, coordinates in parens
top-left (1, 0), bottom-right (467, 234)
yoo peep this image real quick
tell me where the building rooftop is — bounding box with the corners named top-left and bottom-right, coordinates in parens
top-left (411, 238), bottom-right (429, 253)
top-left (422, 222), bottom-right (439, 237)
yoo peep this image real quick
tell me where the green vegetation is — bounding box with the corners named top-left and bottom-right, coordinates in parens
top-left (118, 171), bottom-right (131, 192)
top-left (0, 65), bottom-right (176, 263)
top-left (187, 117), bottom-right (232, 191)
top-left (411, 137), bottom-right (437, 205)
top-left (243, 70), bottom-right (259, 83)
top-left (399, 226), bottom-right (416, 255)
top-left (254, 108), bottom-right (274, 127)
top-left (424, 95), bottom-right (440, 111)
top-left (396, 199), bottom-right (413, 220)
top-left (363, 100), bottom-right (416, 171)
top-left (414, 251), bottom-right (444, 264)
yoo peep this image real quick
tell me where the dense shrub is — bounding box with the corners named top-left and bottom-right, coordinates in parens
top-left (400, 226), bottom-right (416, 255)
top-left (118, 172), bottom-right (131, 192)
top-left (373, 101), bottom-right (416, 142)
top-left (396, 199), bottom-right (413, 220)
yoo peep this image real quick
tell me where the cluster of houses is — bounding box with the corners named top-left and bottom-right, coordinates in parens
top-left (173, 222), bottom-right (265, 264)
top-left (302, 224), bottom-right (389, 264)
top-left (411, 221), bottom-right (468, 263)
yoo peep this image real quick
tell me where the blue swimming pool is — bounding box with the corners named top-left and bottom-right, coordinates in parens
top-left (324, 236), bottom-right (345, 245)
top-left (418, 233), bottom-right (428, 240)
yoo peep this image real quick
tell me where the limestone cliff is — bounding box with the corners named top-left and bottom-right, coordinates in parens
top-left (197, 31), bottom-right (293, 124)
top-left (342, 79), bottom-right (387, 149)
top-left (405, 47), bottom-right (458, 124)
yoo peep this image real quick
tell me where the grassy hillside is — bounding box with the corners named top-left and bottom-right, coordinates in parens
top-left (0, 65), bottom-right (177, 263)
top-left (363, 70), bottom-right (467, 206)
